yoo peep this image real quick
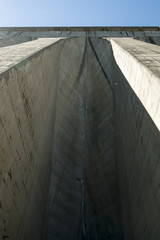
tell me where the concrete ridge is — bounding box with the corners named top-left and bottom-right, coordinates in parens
top-left (110, 38), bottom-right (160, 131)
top-left (0, 26), bottom-right (160, 31)
top-left (0, 38), bottom-right (63, 76)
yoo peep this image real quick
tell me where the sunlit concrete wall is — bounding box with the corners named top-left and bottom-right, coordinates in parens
top-left (93, 37), bottom-right (160, 239)
top-left (111, 38), bottom-right (160, 240)
top-left (0, 38), bottom-right (65, 240)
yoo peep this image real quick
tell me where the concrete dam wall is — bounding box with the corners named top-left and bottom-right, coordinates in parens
top-left (0, 30), bottom-right (160, 240)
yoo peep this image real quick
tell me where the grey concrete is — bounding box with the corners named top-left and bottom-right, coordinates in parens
top-left (0, 26), bottom-right (160, 39)
top-left (0, 37), bottom-right (37, 48)
top-left (0, 38), bottom-right (62, 73)
top-left (90, 37), bottom-right (160, 239)
top-left (110, 38), bottom-right (160, 240)
top-left (135, 36), bottom-right (160, 46)
top-left (0, 29), bottom-right (160, 240)
top-left (46, 37), bottom-right (122, 240)
top-left (0, 38), bottom-right (64, 240)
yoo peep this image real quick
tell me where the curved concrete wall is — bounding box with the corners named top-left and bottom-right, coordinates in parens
top-left (0, 37), bottom-right (123, 240)
top-left (0, 34), bottom-right (160, 240)
top-left (46, 37), bottom-right (122, 239)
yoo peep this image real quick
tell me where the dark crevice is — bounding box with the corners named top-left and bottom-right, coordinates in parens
top-left (88, 37), bottom-right (112, 90)
top-left (69, 38), bottom-right (87, 97)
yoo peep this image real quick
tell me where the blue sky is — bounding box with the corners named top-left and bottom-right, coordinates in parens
top-left (0, 0), bottom-right (159, 26)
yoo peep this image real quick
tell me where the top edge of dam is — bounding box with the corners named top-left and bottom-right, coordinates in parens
top-left (0, 26), bottom-right (160, 31)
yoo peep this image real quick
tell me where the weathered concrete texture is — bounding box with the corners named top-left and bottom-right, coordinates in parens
top-left (109, 38), bottom-right (160, 240)
top-left (0, 36), bottom-right (123, 240)
top-left (135, 36), bottom-right (160, 46)
top-left (0, 26), bottom-right (160, 38)
top-left (46, 37), bottom-right (122, 240)
top-left (0, 38), bottom-right (62, 73)
top-left (0, 37), bottom-right (65, 240)
top-left (90, 37), bottom-right (160, 239)
top-left (0, 33), bottom-right (160, 240)
top-left (0, 37), bottom-right (37, 48)
top-left (110, 38), bottom-right (160, 131)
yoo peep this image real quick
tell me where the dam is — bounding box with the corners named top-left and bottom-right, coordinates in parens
top-left (0, 27), bottom-right (160, 240)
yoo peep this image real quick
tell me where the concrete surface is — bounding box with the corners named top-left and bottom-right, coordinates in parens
top-left (46, 37), bottom-right (122, 240)
top-left (0, 29), bottom-right (160, 240)
top-left (0, 38), bottom-right (62, 73)
top-left (110, 38), bottom-right (160, 240)
top-left (0, 37), bottom-right (64, 240)
top-left (135, 36), bottom-right (160, 46)
top-left (0, 37), bottom-right (37, 48)
top-left (0, 26), bottom-right (160, 39)
top-left (90, 37), bottom-right (160, 239)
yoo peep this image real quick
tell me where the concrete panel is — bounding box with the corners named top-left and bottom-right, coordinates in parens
top-left (109, 38), bottom-right (160, 240)
top-left (90, 37), bottom-right (160, 240)
top-left (0, 38), bottom-right (65, 240)
top-left (46, 37), bottom-right (123, 240)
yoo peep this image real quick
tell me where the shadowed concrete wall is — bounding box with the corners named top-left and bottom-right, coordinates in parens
top-left (46, 37), bottom-right (122, 240)
top-left (0, 34), bottom-right (160, 240)
top-left (91, 37), bottom-right (160, 239)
